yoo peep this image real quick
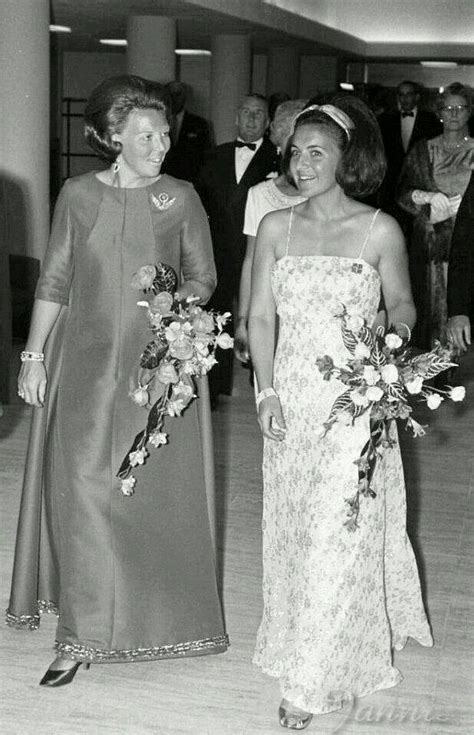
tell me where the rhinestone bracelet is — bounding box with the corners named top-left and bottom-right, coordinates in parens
top-left (396, 323), bottom-right (412, 342)
top-left (20, 351), bottom-right (45, 362)
top-left (256, 387), bottom-right (278, 407)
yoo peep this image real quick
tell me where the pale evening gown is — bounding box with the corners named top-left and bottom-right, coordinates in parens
top-left (253, 208), bottom-right (433, 714)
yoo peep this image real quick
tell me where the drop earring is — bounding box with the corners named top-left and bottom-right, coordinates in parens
top-left (113, 159), bottom-right (120, 174)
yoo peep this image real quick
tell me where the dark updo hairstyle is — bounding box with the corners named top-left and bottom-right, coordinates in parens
top-left (84, 75), bottom-right (171, 162)
top-left (282, 94), bottom-right (386, 198)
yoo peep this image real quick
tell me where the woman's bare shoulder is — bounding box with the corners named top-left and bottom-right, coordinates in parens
top-left (373, 210), bottom-right (404, 242)
top-left (259, 206), bottom-right (293, 235)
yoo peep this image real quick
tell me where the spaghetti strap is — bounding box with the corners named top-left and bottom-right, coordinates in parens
top-left (285, 207), bottom-right (294, 257)
top-left (358, 209), bottom-right (380, 260)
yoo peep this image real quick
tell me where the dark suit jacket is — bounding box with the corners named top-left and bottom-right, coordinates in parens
top-left (378, 109), bottom-right (442, 217)
top-left (162, 111), bottom-right (213, 185)
top-left (447, 171), bottom-right (474, 321)
top-left (196, 137), bottom-right (279, 305)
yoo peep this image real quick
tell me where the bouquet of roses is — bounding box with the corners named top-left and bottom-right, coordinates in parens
top-left (316, 306), bottom-right (465, 531)
top-left (117, 263), bottom-right (233, 496)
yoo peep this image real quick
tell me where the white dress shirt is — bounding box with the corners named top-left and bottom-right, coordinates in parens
top-left (401, 107), bottom-right (417, 153)
top-left (234, 137), bottom-right (263, 184)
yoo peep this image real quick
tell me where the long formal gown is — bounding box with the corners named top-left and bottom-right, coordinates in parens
top-left (7, 172), bottom-right (228, 662)
top-left (253, 208), bottom-right (433, 714)
top-left (397, 136), bottom-right (474, 349)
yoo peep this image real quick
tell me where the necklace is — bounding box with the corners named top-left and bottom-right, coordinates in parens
top-left (442, 134), bottom-right (470, 151)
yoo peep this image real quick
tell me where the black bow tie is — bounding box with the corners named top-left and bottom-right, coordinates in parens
top-left (401, 111), bottom-right (414, 118)
top-left (235, 140), bottom-right (257, 151)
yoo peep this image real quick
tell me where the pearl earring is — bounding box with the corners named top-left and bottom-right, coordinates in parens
top-left (113, 160), bottom-right (120, 174)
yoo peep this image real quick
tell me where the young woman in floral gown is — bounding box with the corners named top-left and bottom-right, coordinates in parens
top-left (249, 98), bottom-right (432, 730)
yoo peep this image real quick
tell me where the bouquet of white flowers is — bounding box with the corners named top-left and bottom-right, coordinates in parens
top-left (117, 263), bottom-right (233, 496)
top-left (317, 306), bottom-right (465, 530)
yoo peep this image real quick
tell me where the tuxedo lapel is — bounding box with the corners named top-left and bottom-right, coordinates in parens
top-left (238, 139), bottom-right (276, 190)
top-left (217, 143), bottom-right (239, 194)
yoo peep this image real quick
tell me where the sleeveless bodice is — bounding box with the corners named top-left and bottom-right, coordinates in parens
top-left (272, 255), bottom-right (381, 363)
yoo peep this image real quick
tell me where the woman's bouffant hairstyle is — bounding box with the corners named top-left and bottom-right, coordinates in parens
top-left (84, 75), bottom-right (171, 162)
top-left (282, 94), bottom-right (386, 198)
top-left (271, 99), bottom-right (308, 150)
top-left (436, 82), bottom-right (472, 113)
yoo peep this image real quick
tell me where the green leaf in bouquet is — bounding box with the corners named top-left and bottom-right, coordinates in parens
top-left (140, 337), bottom-right (168, 369)
top-left (358, 325), bottom-right (375, 349)
top-left (413, 354), bottom-right (456, 380)
top-left (152, 262), bottom-right (178, 294)
top-left (326, 389), bottom-right (353, 425)
top-left (341, 323), bottom-right (358, 354)
top-left (369, 341), bottom-right (387, 368)
top-left (386, 381), bottom-right (406, 402)
top-left (117, 429), bottom-right (147, 479)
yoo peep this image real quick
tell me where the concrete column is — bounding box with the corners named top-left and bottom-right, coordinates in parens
top-left (266, 46), bottom-right (299, 98)
top-left (211, 34), bottom-right (251, 144)
top-left (127, 16), bottom-right (176, 83)
top-left (0, 0), bottom-right (49, 259)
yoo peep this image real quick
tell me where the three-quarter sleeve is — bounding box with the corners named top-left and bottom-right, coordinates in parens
top-left (180, 185), bottom-right (216, 301)
top-left (35, 181), bottom-right (74, 304)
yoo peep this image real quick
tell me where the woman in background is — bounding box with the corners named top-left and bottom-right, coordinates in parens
top-left (249, 98), bottom-right (432, 729)
top-left (8, 75), bottom-right (228, 686)
top-left (397, 82), bottom-right (473, 349)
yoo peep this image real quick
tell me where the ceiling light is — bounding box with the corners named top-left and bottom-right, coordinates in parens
top-left (339, 83), bottom-right (354, 91)
top-left (100, 39), bottom-right (128, 47)
top-left (49, 25), bottom-right (71, 33)
top-left (420, 61), bottom-right (458, 68)
top-left (175, 49), bottom-right (211, 56)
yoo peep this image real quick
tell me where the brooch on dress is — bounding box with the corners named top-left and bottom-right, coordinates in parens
top-left (151, 192), bottom-right (176, 210)
top-left (352, 263), bottom-right (363, 274)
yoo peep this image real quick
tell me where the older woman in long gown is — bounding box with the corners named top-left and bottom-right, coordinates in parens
top-left (7, 75), bottom-right (228, 687)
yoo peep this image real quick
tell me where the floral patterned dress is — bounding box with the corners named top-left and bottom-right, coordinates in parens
top-left (253, 208), bottom-right (433, 714)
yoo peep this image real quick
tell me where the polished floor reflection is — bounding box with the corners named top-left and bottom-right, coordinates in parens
top-left (1, 353), bottom-right (473, 734)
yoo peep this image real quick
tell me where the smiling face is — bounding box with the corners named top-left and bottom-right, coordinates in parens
top-left (289, 123), bottom-right (343, 198)
top-left (439, 93), bottom-right (471, 134)
top-left (112, 108), bottom-right (171, 185)
top-left (235, 96), bottom-right (269, 142)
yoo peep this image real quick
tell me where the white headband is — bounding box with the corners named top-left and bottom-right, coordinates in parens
top-left (290, 104), bottom-right (355, 140)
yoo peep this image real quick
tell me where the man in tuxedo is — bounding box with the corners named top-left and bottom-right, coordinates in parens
top-left (197, 94), bottom-right (279, 403)
top-left (378, 80), bottom-right (441, 227)
top-left (447, 171), bottom-right (474, 353)
top-left (161, 81), bottom-right (213, 186)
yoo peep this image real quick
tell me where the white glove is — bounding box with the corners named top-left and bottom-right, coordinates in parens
top-left (429, 192), bottom-right (452, 224)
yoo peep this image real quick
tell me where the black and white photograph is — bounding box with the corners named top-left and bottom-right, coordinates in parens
top-left (1, 1), bottom-right (473, 733)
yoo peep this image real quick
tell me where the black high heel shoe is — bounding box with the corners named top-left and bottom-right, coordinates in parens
top-left (39, 661), bottom-right (90, 687)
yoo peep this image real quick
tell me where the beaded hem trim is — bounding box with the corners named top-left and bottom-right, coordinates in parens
top-left (5, 600), bottom-right (59, 630)
top-left (55, 633), bottom-right (230, 662)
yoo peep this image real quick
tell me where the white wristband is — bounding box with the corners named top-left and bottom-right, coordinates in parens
top-left (256, 387), bottom-right (278, 407)
top-left (20, 351), bottom-right (45, 362)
